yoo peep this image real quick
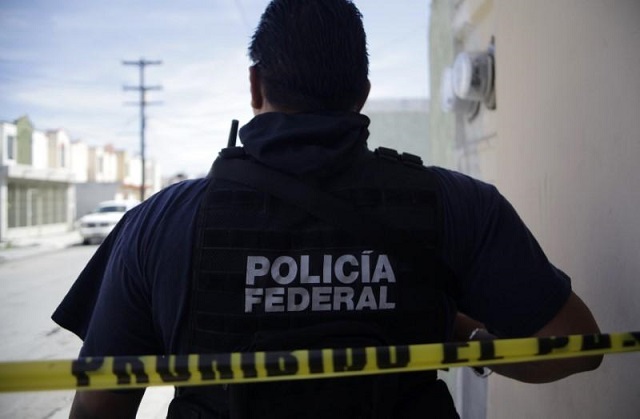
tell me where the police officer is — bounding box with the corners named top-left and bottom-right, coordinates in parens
top-left (55, 1), bottom-right (601, 417)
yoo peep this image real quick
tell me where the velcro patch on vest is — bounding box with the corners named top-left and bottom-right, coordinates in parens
top-left (244, 251), bottom-right (397, 314)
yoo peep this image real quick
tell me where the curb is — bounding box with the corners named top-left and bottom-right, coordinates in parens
top-left (0, 232), bottom-right (84, 264)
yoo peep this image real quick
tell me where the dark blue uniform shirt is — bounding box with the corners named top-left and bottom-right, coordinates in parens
top-left (53, 112), bottom-right (571, 356)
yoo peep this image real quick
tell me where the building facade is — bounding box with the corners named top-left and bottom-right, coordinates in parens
top-left (0, 116), bottom-right (162, 242)
top-left (429, 0), bottom-right (640, 418)
top-left (0, 117), bottom-right (76, 242)
top-left (363, 99), bottom-right (430, 160)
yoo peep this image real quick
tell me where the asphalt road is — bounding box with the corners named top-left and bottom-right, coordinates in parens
top-left (0, 244), bottom-right (173, 418)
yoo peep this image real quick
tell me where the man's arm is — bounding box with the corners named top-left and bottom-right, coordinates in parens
top-left (69, 389), bottom-right (145, 419)
top-left (454, 291), bottom-right (603, 383)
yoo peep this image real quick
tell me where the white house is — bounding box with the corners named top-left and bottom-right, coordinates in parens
top-left (31, 130), bottom-right (49, 170)
top-left (47, 129), bottom-right (72, 170)
top-left (1, 116), bottom-right (164, 242)
top-left (88, 144), bottom-right (118, 183)
top-left (0, 117), bottom-right (75, 242)
top-left (70, 140), bottom-right (89, 183)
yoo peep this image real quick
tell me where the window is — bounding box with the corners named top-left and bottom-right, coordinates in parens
top-left (7, 135), bottom-right (16, 160)
top-left (97, 205), bottom-right (127, 213)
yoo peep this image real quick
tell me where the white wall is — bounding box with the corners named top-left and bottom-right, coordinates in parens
top-left (489, 1), bottom-right (640, 418)
top-left (31, 130), bottom-right (49, 170)
top-left (70, 141), bottom-right (89, 183)
top-left (47, 130), bottom-right (71, 169)
top-left (127, 156), bottom-right (142, 188)
top-left (89, 145), bottom-right (118, 182)
top-left (431, 0), bottom-right (640, 417)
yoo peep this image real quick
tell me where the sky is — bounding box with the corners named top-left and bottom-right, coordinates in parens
top-left (0, 0), bottom-right (432, 177)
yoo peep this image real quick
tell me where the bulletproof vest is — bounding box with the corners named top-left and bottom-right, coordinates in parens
top-left (169, 147), bottom-right (459, 419)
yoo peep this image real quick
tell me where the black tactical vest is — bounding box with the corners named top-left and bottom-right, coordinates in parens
top-left (168, 147), bottom-right (459, 419)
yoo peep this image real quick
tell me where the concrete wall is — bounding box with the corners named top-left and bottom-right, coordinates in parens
top-left (431, 0), bottom-right (640, 417)
top-left (47, 130), bottom-right (71, 170)
top-left (490, 1), bottom-right (640, 418)
top-left (88, 145), bottom-right (118, 183)
top-left (31, 130), bottom-right (49, 170)
top-left (75, 182), bottom-right (121, 218)
top-left (364, 99), bottom-right (430, 160)
top-left (430, 1), bottom-right (495, 417)
top-left (70, 141), bottom-right (89, 183)
top-left (429, 0), bottom-right (457, 169)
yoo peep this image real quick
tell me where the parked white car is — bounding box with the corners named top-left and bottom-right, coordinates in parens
top-left (78, 200), bottom-right (139, 244)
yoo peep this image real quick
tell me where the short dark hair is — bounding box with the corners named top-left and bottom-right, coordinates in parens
top-left (249, 0), bottom-right (369, 112)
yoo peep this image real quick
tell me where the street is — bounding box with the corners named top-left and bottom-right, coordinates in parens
top-left (0, 245), bottom-right (173, 418)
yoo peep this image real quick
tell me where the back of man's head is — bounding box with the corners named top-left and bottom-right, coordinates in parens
top-left (249, 0), bottom-right (369, 112)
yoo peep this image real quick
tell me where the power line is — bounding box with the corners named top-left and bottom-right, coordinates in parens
top-left (122, 58), bottom-right (162, 201)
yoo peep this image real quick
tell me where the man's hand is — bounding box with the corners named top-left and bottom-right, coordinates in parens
top-left (454, 291), bottom-right (603, 383)
top-left (69, 389), bottom-right (145, 419)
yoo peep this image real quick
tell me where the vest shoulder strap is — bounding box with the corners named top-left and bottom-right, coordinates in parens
top-left (212, 156), bottom-right (403, 251)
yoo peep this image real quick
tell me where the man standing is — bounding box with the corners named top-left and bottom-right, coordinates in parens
top-left (54, 0), bottom-right (601, 417)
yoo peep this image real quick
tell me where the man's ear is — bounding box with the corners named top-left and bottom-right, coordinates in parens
top-left (354, 79), bottom-right (371, 113)
top-left (249, 66), bottom-right (263, 111)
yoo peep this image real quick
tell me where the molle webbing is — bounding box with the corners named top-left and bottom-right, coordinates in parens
top-left (188, 147), bottom-right (451, 353)
top-left (178, 146), bottom-right (457, 417)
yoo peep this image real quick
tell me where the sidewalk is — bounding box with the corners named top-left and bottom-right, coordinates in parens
top-left (0, 230), bottom-right (84, 264)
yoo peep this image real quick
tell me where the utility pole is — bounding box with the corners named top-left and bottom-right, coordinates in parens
top-left (123, 58), bottom-right (162, 201)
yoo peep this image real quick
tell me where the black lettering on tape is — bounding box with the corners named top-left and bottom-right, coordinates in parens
top-left (581, 334), bottom-right (612, 351)
top-left (240, 353), bottom-right (258, 378)
top-left (113, 357), bottom-right (150, 385)
top-left (377, 346), bottom-right (410, 369)
top-left (333, 348), bottom-right (366, 372)
top-left (265, 351), bottom-right (298, 377)
top-left (478, 341), bottom-right (504, 362)
top-left (72, 357), bottom-right (105, 387)
top-left (156, 356), bottom-right (190, 383)
top-left (623, 332), bottom-right (640, 348)
top-left (442, 342), bottom-right (469, 364)
top-left (198, 354), bottom-right (234, 381)
top-left (537, 336), bottom-right (569, 355)
top-left (308, 349), bottom-right (324, 374)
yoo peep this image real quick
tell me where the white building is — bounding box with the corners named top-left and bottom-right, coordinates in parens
top-left (76, 142), bottom-right (162, 215)
top-left (31, 130), bottom-right (49, 170)
top-left (125, 154), bottom-right (162, 200)
top-left (47, 129), bottom-right (72, 171)
top-left (88, 144), bottom-right (118, 183)
top-left (70, 140), bottom-right (89, 183)
top-left (1, 116), bottom-right (163, 242)
top-left (0, 117), bottom-right (75, 242)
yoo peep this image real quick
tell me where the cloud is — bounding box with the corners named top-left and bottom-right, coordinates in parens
top-left (129, 50), bottom-right (255, 176)
top-left (369, 47), bottom-right (430, 99)
top-left (1, 0), bottom-right (431, 178)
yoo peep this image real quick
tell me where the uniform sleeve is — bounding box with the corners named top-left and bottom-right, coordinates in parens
top-left (51, 218), bottom-right (128, 340)
top-left (52, 209), bottom-right (161, 356)
top-left (79, 242), bottom-right (160, 356)
top-left (53, 180), bottom-right (209, 356)
top-left (431, 168), bottom-right (571, 338)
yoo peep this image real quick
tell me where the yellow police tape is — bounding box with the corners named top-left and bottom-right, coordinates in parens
top-left (0, 331), bottom-right (638, 393)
